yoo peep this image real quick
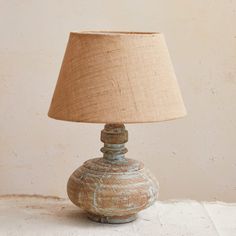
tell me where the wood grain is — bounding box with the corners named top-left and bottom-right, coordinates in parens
top-left (67, 124), bottom-right (159, 223)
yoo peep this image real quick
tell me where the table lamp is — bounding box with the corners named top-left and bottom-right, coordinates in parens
top-left (48, 31), bottom-right (186, 224)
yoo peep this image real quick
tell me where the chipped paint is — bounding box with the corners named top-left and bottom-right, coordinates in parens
top-left (67, 124), bottom-right (159, 223)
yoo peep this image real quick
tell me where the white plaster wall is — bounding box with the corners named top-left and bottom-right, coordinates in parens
top-left (0, 0), bottom-right (236, 201)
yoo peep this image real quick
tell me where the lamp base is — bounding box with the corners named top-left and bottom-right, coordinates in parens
top-left (67, 124), bottom-right (159, 224)
top-left (87, 212), bottom-right (137, 224)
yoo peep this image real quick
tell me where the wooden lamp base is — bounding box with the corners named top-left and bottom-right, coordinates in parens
top-left (67, 124), bottom-right (159, 224)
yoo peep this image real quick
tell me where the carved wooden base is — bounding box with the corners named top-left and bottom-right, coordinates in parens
top-left (67, 124), bottom-right (159, 224)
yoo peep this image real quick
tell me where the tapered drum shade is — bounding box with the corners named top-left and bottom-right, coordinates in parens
top-left (48, 31), bottom-right (186, 123)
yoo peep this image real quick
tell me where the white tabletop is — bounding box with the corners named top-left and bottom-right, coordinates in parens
top-left (0, 195), bottom-right (235, 236)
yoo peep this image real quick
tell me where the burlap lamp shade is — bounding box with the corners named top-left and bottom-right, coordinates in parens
top-left (48, 31), bottom-right (186, 123)
top-left (48, 31), bottom-right (187, 224)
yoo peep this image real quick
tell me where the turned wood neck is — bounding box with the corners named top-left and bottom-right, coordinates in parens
top-left (100, 124), bottom-right (128, 161)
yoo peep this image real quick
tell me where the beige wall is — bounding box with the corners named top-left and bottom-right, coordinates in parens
top-left (0, 0), bottom-right (236, 201)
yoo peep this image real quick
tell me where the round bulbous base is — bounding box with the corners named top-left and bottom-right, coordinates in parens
top-left (67, 157), bottom-right (159, 224)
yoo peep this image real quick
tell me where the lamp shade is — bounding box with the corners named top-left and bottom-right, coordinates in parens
top-left (48, 31), bottom-right (186, 123)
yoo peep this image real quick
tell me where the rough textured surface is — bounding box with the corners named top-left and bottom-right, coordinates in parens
top-left (0, 195), bottom-right (236, 236)
top-left (48, 31), bottom-right (186, 123)
top-left (67, 157), bottom-right (158, 223)
top-left (67, 124), bottom-right (158, 223)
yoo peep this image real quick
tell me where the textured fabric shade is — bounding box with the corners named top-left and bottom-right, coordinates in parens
top-left (48, 31), bottom-right (186, 123)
